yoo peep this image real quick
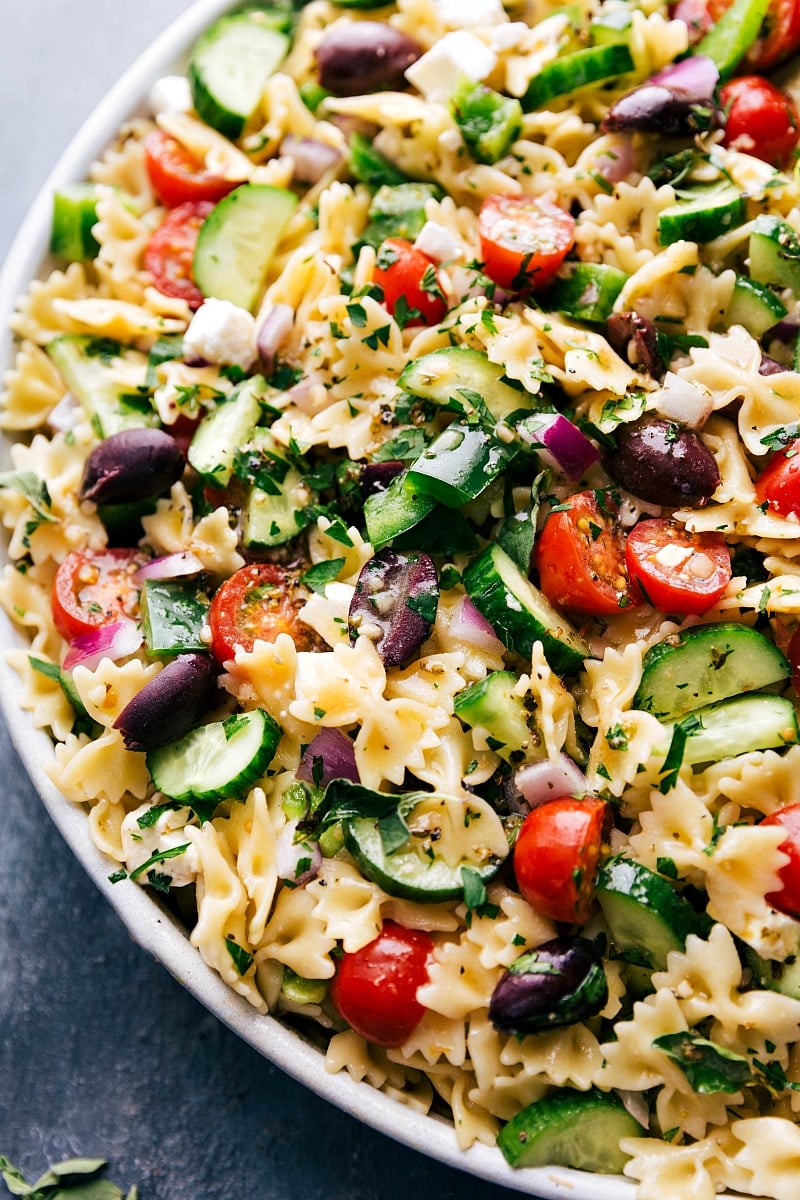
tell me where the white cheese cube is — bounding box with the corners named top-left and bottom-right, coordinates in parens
top-left (149, 74), bottom-right (193, 117)
top-left (414, 221), bottom-right (462, 263)
top-left (435, 0), bottom-right (507, 29)
top-left (183, 298), bottom-right (258, 369)
top-left (405, 32), bottom-right (497, 101)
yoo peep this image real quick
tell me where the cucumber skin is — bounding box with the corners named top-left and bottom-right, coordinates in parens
top-left (726, 276), bottom-right (787, 338)
top-left (498, 1087), bottom-right (643, 1173)
top-left (147, 709), bottom-right (281, 807)
top-left (676, 694), bottom-right (799, 765)
top-left (634, 622), bottom-right (790, 721)
top-left (749, 215), bottom-right (800, 296)
top-left (658, 190), bottom-right (747, 247)
top-left (189, 11), bottom-right (290, 141)
top-left (521, 43), bottom-right (634, 111)
top-left (596, 857), bottom-right (704, 970)
top-left (398, 347), bottom-right (532, 424)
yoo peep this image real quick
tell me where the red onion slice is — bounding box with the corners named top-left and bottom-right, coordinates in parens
top-left (281, 136), bottom-right (342, 184)
top-left (296, 728), bottom-right (360, 787)
top-left (48, 391), bottom-right (82, 433)
top-left (515, 755), bottom-right (588, 810)
top-left (136, 551), bottom-right (205, 581)
top-left (649, 53), bottom-right (719, 101)
top-left (276, 820), bottom-right (322, 887)
top-left (518, 412), bottom-right (600, 480)
top-left (63, 618), bottom-right (143, 672)
top-left (256, 304), bottom-right (294, 372)
top-left (449, 595), bottom-right (505, 655)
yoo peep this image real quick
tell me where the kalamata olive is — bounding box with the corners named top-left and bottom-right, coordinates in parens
top-left (489, 936), bottom-right (608, 1034)
top-left (113, 653), bottom-right (219, 752)
top-left (360, 460), bottom-right (404, 500)
top-left (316, 23), bottom-right (422, 96)
top-left (605, 417), bottom-right (720, 508)
top-left (348, 548), bottom-right (439, 666)
top-left (80, 428), bottom-right (185, 505)
top-left (606, 312), bottom-right (664, 377)
top-left (601, 86), bottom-right (720, 135)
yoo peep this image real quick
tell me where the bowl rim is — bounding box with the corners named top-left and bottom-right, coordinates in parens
top-left (0, 5), bottom-right (646, 1197)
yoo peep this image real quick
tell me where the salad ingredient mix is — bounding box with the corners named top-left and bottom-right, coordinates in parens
top-left (5, 0), bottom-right (800, 1192)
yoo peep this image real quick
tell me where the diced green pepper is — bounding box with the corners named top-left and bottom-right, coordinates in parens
top-left (450, 77), bottom-right (523, 164)
top-left (695, 0), bottom-right (771, 79)
top-left (407, 420), bottom-right (518, 507)
top-left (50, 183), bottom-right (102, 261)
top-left (141, 579), bottom-right (210, 658)
top-left (349, 132), bottom-right (411, 188)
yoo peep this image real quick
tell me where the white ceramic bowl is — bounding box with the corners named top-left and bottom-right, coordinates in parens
top-left (0, 5), bottom-right (643, 1196)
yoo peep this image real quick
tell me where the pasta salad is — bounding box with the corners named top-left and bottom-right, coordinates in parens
top-left (5, 0), bottom-right (800, 1192)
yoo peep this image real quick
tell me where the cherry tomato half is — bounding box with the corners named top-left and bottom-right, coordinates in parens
top-left (373, 238), bottom-right (447, 326)
top-left (674, 0), bottom-right (800, 68)
top-left (208, 562), bottom-right (322, 665)
top-left (625, 519), bottom-right (732, 614)
top-left (762, 804), bottom-right (800, 917)
top-left (330, 921), bottom-right (433, 1047)
top-left (144, 199), bottom-right (213, 309)
top-left (513, 796), bottom-right (610, 925)
top-left (478, 194), bottom-right (575, 291)
top-left (721, 76), bottom-right (800, 166)
top-left (755, 439), bottom-right (800, 517)
top-left (535, 490), bottom-right (638, 616)
top-left (52, 547), bottom-right (147, 641)
top-left (144, 130), bottom-right (242, 208)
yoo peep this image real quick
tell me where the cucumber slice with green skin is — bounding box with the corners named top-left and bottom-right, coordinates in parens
top-left (596, 856), bottom-right (704, 970)
top-left (521, 43), bottom-right (634, 112)
top-left (498, 1087), bottom-right (644, 1173)
top-left (399, 347), bottom-right (535, 424)
top-left (658, 187), bottom-right (747, 247)
top-left (741, 942), bottom-right (800, 1000)
top-left (239, 428), bottom-right (316, 550)
top-left (454, 670), bottom-right (536, 763)
top-left (634, 622), bottom-right (790, 721)
top-left (672, 693), bottom-right (799, 766)
top-left (50, 183), bottom-right (102, 261)
top-left (342, 791), bottom-right (505, 902)
top-left (187, 376), bottom-right (264, 487)
top-left (193, 184), bottom-right (298, 312)
top-left (46, 335), bottom-right (158, 438)
top-left (725, 275), bottom-right (787, 337)
top-left (544, 262), bottom-right (629, 323)
top-left (462, 544), bottom-right (590, 675)
top-left (188, 9), bottom-right (290, 141)
top-left (141, 580), bottom-right (210, 658)
top-left (363, 470), bottom-right (435, 549)
top-left (147, 708), bottom-right (281, 809)
top-left (695, 0), bottom-right (771, 79)
top-left (406, 420), bottom-right (518, 508)
top-left (749, 215), bottom-right (800, 296)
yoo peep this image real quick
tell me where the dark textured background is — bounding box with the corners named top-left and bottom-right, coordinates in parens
top-left (0, 4), bottom-right (525, 1197)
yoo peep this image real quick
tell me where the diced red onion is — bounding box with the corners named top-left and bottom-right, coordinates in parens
top-left (135, 551), bottom-right (205, 581)
top-left (767, 318), bottom-right (800, 344)
top-left (276, 820), bottom-right (322, 887)
top-left (519, 413), bottom-right (600, 480)
top-left (63, 618), bottom-right (143, 672)
top-left (284, 376), bottom-right (321, 413)
top-left (48, 391), bottom-right (82, 433)
top-left (449, 595), bottom-right (505, 655)
top-left (281, 136), bottom-right (342, 184)
top-left (592, 138), bottom-right (635, 184)
top-left (515, 755), bottom-right (588, 810)
top-left (652, 371), bottom-right (714, 430)
top-left (256, 304), bottom-right (294, 372)
top-left (649, 54), bottom-right (718, 101)
top-left (615, 1089), bottom-right (651, 1131)
top-left (296, 727), bottom-right (360, 786)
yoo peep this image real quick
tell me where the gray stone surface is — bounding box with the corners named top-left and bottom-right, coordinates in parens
top-left (0, 5), bottom-right (522, 1198)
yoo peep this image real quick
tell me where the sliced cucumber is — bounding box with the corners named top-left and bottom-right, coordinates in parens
top-left (46, 335), bottom-right (157, 438)
top-left (498, 1087), bottom-right (644, 1173)
top-left (695, 0), bottom-right (771, 79)
top-left (50, 183), bottom-right (102, 261)
top-left (521, 43), bottom-right (634, 112)
top-left (749, 215), bottom-right (800, 296)
top-left (239, 427), bottom-right (315, 550)
top-left (363, 470), bottom-right (435, 549)
top-left (399, 347), bottom-right (534, 424)
top-left (673, 693), bottom-right (799, 766)
top-left (187, 375), bottom-right (264, 487)
top-left (193, 184), bottom-right (298, 312)
top-left (725, 275), bottom-right (787, 338)
top-left (544, 262), bottom-right (628, 323)
top-left (596, 857), bottom-right (704, 970)
top-left (462, 544), bottom-right (590, 675)
top-left (406, 420), bottom-right (518, 508)
top-left (147, 708), bottom-right (281, 808)
top-left (454, 671), bottom-right (535, 763)
top-left (742, 942), bottom-right (800, 1000)
top-left (658, 187), bottom-right (747, 247)
top-left (141, 580), bottom-right (210, 658)
top-left (634, 623), bottom-right (790, 721)
top-left (342, 790), bottom-right (505, 902)
top-left (188, 8), bottom-right (290, 140)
